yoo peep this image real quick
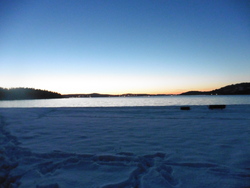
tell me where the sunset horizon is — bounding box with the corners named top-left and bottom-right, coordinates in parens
top-left (1, 1), bottom-right (249, 96)
top-left (1, 81), bottom-right (249, 96)
top-left (1, 1), bottom-right (249, 186)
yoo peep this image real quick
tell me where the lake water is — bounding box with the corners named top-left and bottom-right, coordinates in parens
top-left (0, 95), bottom-right (249, 108)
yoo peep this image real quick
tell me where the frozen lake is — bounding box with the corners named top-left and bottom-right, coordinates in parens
top-left (0, 105), bottom-right (250, 187)
top-left (0, 95), bottom-right (250, 107)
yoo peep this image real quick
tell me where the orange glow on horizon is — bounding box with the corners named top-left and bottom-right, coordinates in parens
top-left (1, 73), bottom-right (241, 96)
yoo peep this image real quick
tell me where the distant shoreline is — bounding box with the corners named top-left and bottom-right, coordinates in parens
top-left (180, 82), bottom-right (250, 95)
top-left (64, 82), bottom-right (250, 98)
top-left (1, 82), bottom-right (249, 100)
top-left (63, 93), bottom-right (172, 98)
top-left (0, 88), bottom-right (62, 100)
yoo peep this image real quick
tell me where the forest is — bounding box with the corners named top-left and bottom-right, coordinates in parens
top-left (0, 88), bottom-right (62, 100)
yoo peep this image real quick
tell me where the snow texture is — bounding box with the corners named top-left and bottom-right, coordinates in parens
top-left (0, 105), bottom-right (250, 187)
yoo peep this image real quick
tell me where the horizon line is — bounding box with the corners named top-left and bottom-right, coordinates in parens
top-left (1, 82), bottom-right (249, 96)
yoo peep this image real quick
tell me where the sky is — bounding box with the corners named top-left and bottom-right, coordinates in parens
top-left (0, 0), bottom-right (249, 94)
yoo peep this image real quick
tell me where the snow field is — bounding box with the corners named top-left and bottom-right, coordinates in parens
top-left (0, 105), bottom-right (250, 187)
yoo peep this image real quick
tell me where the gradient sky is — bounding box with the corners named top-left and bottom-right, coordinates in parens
top-left (1, 0), bottom-right (249, 94)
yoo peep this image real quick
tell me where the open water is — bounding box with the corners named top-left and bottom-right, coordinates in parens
top-left (0, 95), bottom-right (249, 108)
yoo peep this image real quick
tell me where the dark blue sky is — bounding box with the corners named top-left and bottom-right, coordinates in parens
top-left (1, 0), bottom-right (249, 94)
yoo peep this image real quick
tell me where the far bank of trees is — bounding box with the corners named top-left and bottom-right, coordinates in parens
top-left (0, 87), bottom-right (62, 100)
top-left (181, 83), bottom-right (250, 95)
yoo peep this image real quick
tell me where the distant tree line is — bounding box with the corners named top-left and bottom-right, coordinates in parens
top-left (0, 87), bottom-right (62, 100)
top-left (181, 83), bottom-right (250, 95)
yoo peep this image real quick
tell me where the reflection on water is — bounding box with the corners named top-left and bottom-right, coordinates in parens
top-left (0, 95), bottom-right (250, 108)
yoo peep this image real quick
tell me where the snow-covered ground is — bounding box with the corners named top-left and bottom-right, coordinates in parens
top-left (0, 105), bottom-right (249, 187)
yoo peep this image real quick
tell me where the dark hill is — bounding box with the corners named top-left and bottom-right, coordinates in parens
top-left (181, 83), bottom-right (250, 95)
top-left (0, 88), bottom-right (62, 100)
top-left (210, 83), bottom-right (250, 95)
top-left (179, 91), bottom-right (210, 95)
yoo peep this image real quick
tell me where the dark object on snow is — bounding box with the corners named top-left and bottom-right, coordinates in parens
top-left (208, 105), bottom-right (226, 109)
top-left (180, 106), bottom-right (191, 110)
